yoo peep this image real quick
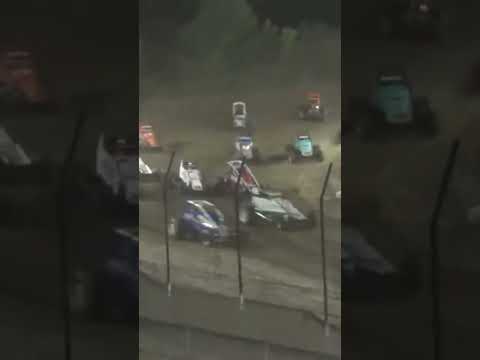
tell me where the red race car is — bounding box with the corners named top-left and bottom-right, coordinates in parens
top-left (139, 124), bottom-right (162, 151)
top-left (297, 92), bottom-right (326, 121)
top-left (0, 50), bottom-right (48, 106)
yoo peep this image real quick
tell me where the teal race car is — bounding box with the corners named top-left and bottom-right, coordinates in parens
top-left (285, 135), bottom-right (323, 164)
top-left (344, 70), bottom-right (437, 140)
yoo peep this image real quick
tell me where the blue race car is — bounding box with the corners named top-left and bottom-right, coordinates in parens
top-left (234, 136), bottom-right (261, 163)
top-left (92, 227), bottom-right (138, 322)
top-left (176, 200), bottom-right (232, 246)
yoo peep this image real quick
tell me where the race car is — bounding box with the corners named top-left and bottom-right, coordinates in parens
top-left (233, 136), bottom-right (261, 163)
top-left (214, 160), bottom-right (261, 195)
top-left (96, 134), bottom-right (138, 206)
top-left (378, 0), bottom-right (443, 40)
top-left (285, 135), bottom-right (323, 163)
top-left (139, 124), bottom-right (162, 151)
top-left (344, 70), bottom-right (437, 140)
top-left (91, 227), bottom-right (138, 322)
top-left (238, 190), bottom-right (316, 231)
top-left (342, 226), bottom-right (421, 301)
top-left (296, 92), bottom-right (326, 121)
top-left (232, 101), bottom-right (247, 128)
top-left (171, 160), bottom-right (205, 192)
top-left (0, 50), bottom-right (49, 107)
top-left (176, 200), bottom-right (232, 246)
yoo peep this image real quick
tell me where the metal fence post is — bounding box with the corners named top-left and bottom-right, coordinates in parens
top-left (57, 109), bottom-right (87, 360)
top-left (430, 140), bottom-right (459, 360)
top-left (234, 157), bottom-right (247, 308)
top-left (163, 151), bottom-right (176, 296)
top-left (320, 162), bottom-right (333, 336)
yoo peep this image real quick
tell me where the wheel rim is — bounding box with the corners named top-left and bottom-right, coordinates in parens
top-left (239, 208), bottom-right (249, 224)
top-left (184, 229), bottom-right (194, 241)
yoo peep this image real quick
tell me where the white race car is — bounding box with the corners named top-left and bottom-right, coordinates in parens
top-left (172, 160), bottom-right (205, 192)
top-left (232, 101), bottom-right (247, 128)
top-left (234, 136), bottom-right (261, 162)
top-left (96, 134), bottom-right (138, 205)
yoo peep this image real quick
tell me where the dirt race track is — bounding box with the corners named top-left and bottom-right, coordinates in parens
top-left (139, 2), bottom-right (342, 325)
top-left (341, 1), bottom-right (480, 358)
top-left (342, 0), bottom-right (480, 263)
top-left (139, 79), bottom-right (342, 319)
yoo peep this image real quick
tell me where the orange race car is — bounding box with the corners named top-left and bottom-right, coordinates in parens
top-left (296, 92), bottom-right (326, 121)
top-left (139, 124), bottom-right (162, 151)
top-left (0, 50), bottom-right (48, 106)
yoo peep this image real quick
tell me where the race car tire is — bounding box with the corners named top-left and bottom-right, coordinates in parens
top-left (414, 97), bottom-right (437, 136)
top-left (286, 146), bottom-right (297, 164)
top-left (178, 222), bottom-right (197, 242)
top-left (200, 235), bottom-right (212, 247)
top-left (355, 115), bottom-right (376, 141)
top-left (313, 145), bottom-right (324, 162)
top-left (298, 110), bottom-right (305, 120)
top-left (238, 206), bottom-right (250, 225)
top-left (239, 205), bottom-right (256, 225)
top-left (307, 211), bottom-right (317, 228)
top-left (175, 221), bottom-right (185, 240)
top-left (211, 177), bottom-right (227, 195)
top-left (238, 230), bottom-right (250, 243)
top-left (275, 221), bottom-right (286, 231)
top-left (320, 107), bottom-right (326, 121)
top-left (252, 147), bottom-right (261, 162)
top-left (417, 112), bottom-right (437, 136)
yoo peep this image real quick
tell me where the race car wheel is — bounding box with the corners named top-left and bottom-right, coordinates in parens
top-left (276, 221), bottom-right (285, 231)
top-left (286, 149), bottom-right (297, 164)
top-left (239, 206), bottom-right (252, 225)
top-left (313, 146), bottom-right (324, 162)
top-left (184, 228), bottom-right (198, 242)
top-left (177, 221), bottom-right (196, 242)
top-left (212, 177), bottom-right (228, 195)
top-left (414, 98), bottom-right (437, 136)
top-left (175, 222), bottom-right (184, 240)
top-left (307, 211), bottom-right (317, 227)
top-left (316, 107), bottom-right (326, 122)
top-left (252, 148), bottom-right (261, 163)
top-left (201, 238), bottom-right (212, 247)
top-left (417, 113), bottom-right (437, 136)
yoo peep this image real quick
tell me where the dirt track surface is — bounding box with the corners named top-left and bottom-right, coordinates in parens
top-left (341, 1), bottom-right (480, 358)
top-left (139, 9), bottom-right (342, 339)
top-left (139, 89), bottom-right (342, 321)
